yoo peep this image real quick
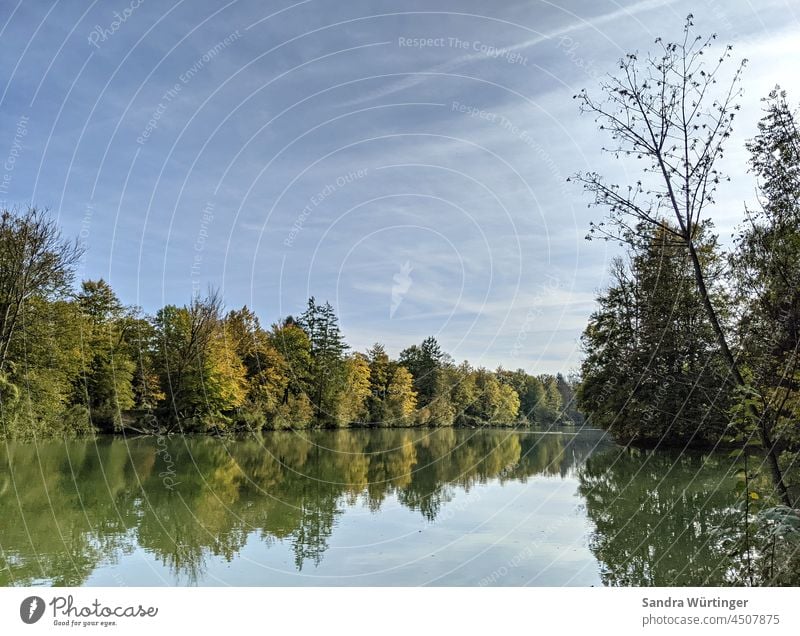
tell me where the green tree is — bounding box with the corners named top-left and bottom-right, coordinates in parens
top-left (555, 373), bottom-right (584, 425)
top-left (270, 319), bottom-right (314, 429)
top-left (471, 369), bottom-right (520, 425)
top-left (450, 362), bottom-right (479, 426)
top-left (129, 316), bottom-right (165, 411)
top-left (2, 298), bottom-right (91, 437)
top-left (0, 207), bottom-right (82, 373)
top-left (366, 343), bottom-right (391, 423)
top-left (579, 225), bottom-right (733, 445)
top-left (399, 336), bottom-right (448, 405)
top-left (572, 16), bottom-right (789, 500)
top-left (298, 298), bottom-right (347, 426)
top-left (535, 375), bottom-right (563, 425)
top-left (497, 368), bottom-right (546, 425)
top-left (153, 292), bottom-right (246, 431)
top-left (74, 279), bottom-right (136, 431)
top-left (733, 88), bottom-right (800, 503)
top-left (225, 307), bottom-right (289, 429)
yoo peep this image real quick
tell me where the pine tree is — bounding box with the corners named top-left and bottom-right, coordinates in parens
top-left (298, 297), bottom-right (348, 426)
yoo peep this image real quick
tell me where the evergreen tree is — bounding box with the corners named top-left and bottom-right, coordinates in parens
top-left (399, 336), bottom-right (448, 406)
top-left (366, 343), bottom-right (391, 424)
top-left (298, 297), bottom-right (347, 426)
top-left (579, 224), bottom-right (733, 445)
top-left (733, 88), bottom-right (800, 501)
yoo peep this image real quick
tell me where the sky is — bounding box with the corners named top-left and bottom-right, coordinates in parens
top-left (0, 0), bottom-right (798, 374)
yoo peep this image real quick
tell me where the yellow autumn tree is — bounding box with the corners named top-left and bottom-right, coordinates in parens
top-left (385, 365), bottom-right (417, 425)
top-left (334, 353), bottom-right (371, 426)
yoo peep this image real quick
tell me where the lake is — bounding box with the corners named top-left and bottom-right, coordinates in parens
top-left (0, 427), bottom-right (743, 586)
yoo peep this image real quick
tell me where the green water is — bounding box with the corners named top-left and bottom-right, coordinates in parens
top-left (0, 428), bottom-right (742, 586)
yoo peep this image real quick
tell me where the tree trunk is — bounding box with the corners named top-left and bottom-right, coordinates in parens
top-left (685, 239), bottom-right (792, 506)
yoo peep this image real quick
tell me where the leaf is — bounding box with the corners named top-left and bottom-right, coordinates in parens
top-left (749, 491), bottom-right (760, 500)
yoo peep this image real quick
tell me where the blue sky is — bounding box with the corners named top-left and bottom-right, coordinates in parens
top-left (0, 0), bottom-right (798, 373)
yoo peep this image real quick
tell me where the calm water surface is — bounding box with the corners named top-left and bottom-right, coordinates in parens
top-left (0, 428), bottom-right (741, 586)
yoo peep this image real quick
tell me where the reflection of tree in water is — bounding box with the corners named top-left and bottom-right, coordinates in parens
top-left (0, 440), bottom-right (142, 585)
top-left (0, 428), bottom-right (736, 585)
top-left (577, 446), bottom-right (740, 586)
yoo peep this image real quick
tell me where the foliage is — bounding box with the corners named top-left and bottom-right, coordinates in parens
top-left (74, 280), bottom-right (136, 431)
top-left (0, 207), bottom-right (82, 373)
top-left (573, 16), bottom-right (793, 503)
top-left (298, 297), bottom-right (348, 427)
top-left (732, 87), bottom-right (800, 503)
top-left (152, 292), bottom-right (247, 432)
top-left (579, 224), bottom-right (734, 445)
top-left (399, 336), bottom-right (450, 406)
top-left (334, 354), bottom-right (371, 426)
top-left (0, 213), bottom-right (557, 436)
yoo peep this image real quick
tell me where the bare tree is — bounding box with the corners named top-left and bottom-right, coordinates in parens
top-left (0, 207), bottom-right (83, 372)
top-left (571, 15), bottom-right (791, 504)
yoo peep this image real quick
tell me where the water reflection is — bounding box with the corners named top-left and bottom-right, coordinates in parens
top-left (578, 447), bottom-right (740, 586)
top-left (0, 428), bottom-right (739, 586)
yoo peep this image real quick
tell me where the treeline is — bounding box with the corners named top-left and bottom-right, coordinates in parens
top-left (573, 18), bottom-right (800, 512)
top-left (0, 216), bottom-right (580, 437)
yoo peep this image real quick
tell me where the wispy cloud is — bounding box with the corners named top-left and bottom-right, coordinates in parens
top-left (340, 0), bottom-right (679, 107)
top-left (0, 0), bottom-right (795, 373)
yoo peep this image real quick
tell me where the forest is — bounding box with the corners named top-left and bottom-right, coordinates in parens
top-left (573, 18), bottom-right (800, 513)
top-left (0, 221), bottom-right (581, 438)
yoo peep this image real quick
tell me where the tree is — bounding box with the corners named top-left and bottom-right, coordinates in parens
top-left (534, 375), bottom-right (564, 425)
top-left (1, 298), bottom-right (91, 437)
top-left (129, 316), bottom-right (164, 411)
top-left (270, 319), bottom-right (313, 407)
top-left (450, 362), bottom-right (479, 426)
top-left (470, 369), bottom-right (520, 425)
top-left (733, 88), bottom-right (800, 502)
top-left (572, 16), bottom-right (790, 502)
top-left (399, 336), bottom-right (448, 405)
top-left (0, 207), bottom-right (82, 373)
top-left (225, 307), bottom-right (289, 424)
top-left (497, 368), bottom-right (546, 425)
top-left (74, 280), bottom-right (136, 431)
top-left (298, 298), bottom-right (347, 426)
top-left (384, 365), bottom-right (417, 425)
top-left (77, 279), bottom-right (123, 322)
top-left (579, 224), bottom-right (733, 445)
top-left (366, 343), bottom-right (391, 423)
top-left (494, 379), bottom-right (521, 425)
top-left (555, 373), bottom-right (584, 425)
top-left (268, 318), bottom-right (314, 429)
top-left (364, 344), bottom-right (419, 426)
top-left (153, 291), bottom-right (246, 430)
top-left (334, 354), bottom-right (371, 426)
